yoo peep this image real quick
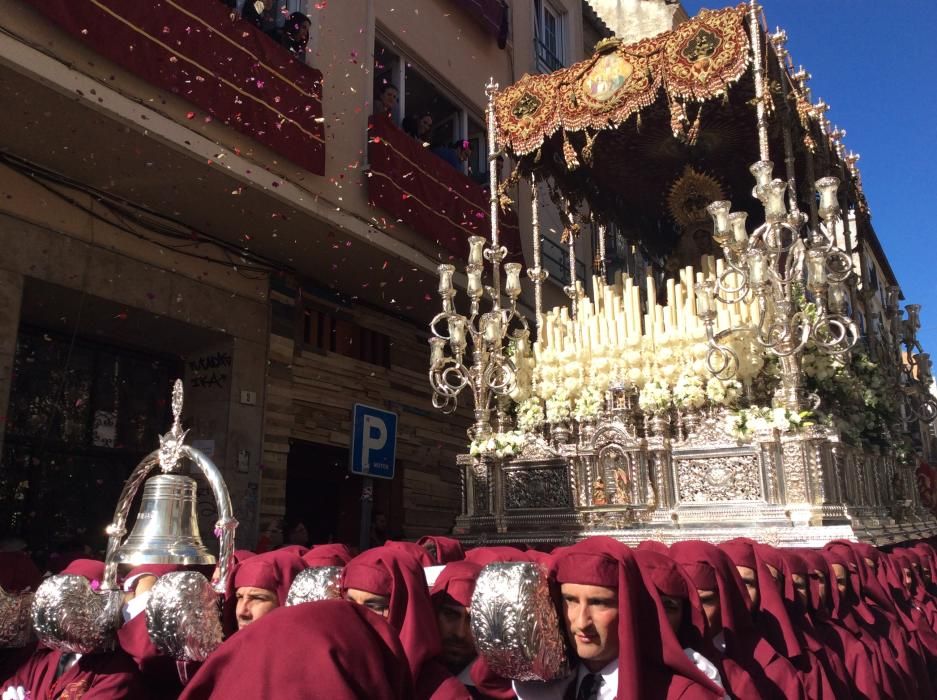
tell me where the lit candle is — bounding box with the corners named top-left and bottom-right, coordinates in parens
top-left (429, 337), bottom-right (446, 367)
top-left (695, 281), bottom-right (715, 319)
top-left (467, 236), bottom-right (486, 267)
top-left (748, 250), bottom-right (768, 287)
top-left (483, 313), bottom-right (502, 344)
top-left (729, 212), bottom-right (749, 246)
top-left (448, 317), bottom-right (467, 351)
top-left (707, 201), bottom-right (732, 241)
top-left (749, 160), bottom-right (774, 192)
top-left (759, 180), bottom-right (788, 224)
top-left (467, 267), bottom-right (483, 299)
top-left (816, 176), bottom-right (840, 220)
top-left (828, 282), bottom-right (847, 312)
top-left (514, 329), bottom-right (530, 357)
top-left (807, 250), bottom-right (827, 287)
top-left (437, 264), bottom-right (455, 295)
top-left (504, 263), bottom-right (522, 299)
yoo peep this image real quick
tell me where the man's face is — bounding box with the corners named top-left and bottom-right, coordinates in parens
top-left (696, 588), bottom-right (722, 637)
top-left (735, 566), bottom-right (759, 608)
top-left (435, 601), bottom-right (476, 672)
top-left (235, 586), bottom-right (278, 629)
top-left (417, 115), bottom-right (433, 137)
top-left (560, 583), bottom-right (619, 672)
top-left (831, 563), bottom-right (848, 595)
top-left (373, 513), bottom-right (388, 531)
top-left (791, 574), bottom-right (809, 606)
top-left (295, 20), bottom-right (310, 46)
top-left (345, 588), bottom-right (391, 619)
top-left (660, 594), bottom-right (684, 636)
top-left (811, 570), bottom-right (828, 606)
top-left (380, 88), bottom-right (398, 111)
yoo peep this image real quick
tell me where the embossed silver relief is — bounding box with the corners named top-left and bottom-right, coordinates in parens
top-left (503, 468), bottom-right (571, 510)
top-left (470, 562), bottom-right (569, 682)
top-left (676, 453), bottom-right (763, 503)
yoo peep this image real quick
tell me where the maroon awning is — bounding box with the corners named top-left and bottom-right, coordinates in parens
top-left (368, 114), bottom-right (522, 262)
top-left (30, 0), bottom-right (325, 176)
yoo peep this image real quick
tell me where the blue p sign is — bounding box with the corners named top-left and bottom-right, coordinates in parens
top-left (350, 404), bottom-right (397, 480)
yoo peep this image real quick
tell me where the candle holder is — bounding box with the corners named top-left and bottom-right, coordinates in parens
top-left (894, 302), bottom-right (937, 424)
top-left (699, 161), bottom-right (859, 411)
top-left (428, 80), bottom-right (531, 440)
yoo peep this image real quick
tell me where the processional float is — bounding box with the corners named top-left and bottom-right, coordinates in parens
top-left (430, 1), bottom-right (937, 548)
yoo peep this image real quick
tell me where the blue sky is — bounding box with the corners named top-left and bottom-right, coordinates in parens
top-left (682, 1), bottom-right (937, 355)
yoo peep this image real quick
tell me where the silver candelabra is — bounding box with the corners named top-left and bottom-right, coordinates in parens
top-left (428, 80), bottom-right (531, 439)
top-left (697, 161), bottom-right (858, 411)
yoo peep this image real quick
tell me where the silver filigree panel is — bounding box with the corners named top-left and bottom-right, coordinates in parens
top-left (503, 468), bottom-right (571, 510)
top-left (675, 453), bottom-right (763, 503)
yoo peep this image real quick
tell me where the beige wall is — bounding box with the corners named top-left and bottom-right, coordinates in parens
top-left (0, 163), bottom-right (269, 546)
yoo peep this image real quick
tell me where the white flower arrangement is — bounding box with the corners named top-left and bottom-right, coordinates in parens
top-left (726, 406), bottom-right (814, 441)
top-left (673, 373), bottom-right (706, 411)
top-left (574, 385), bottom-right (604, 421)
top-left (638, 380), bottom-right (672, 415)
top-left (516, 399), bottom-right (545, 432)
top-left (469, 430), bottom-right (526, 459)
top-left (706, 378), bottom-right (742, 407)
top-left (545, 388), bottom-right (572, 423)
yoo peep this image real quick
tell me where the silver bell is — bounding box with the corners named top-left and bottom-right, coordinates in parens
top-left (114, 474), bottom-right (215, 566)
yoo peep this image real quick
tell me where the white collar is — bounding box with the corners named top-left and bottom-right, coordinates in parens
top-left (457, 662), bottom-right (474, 686)
top-left (122, 592), bottom-right (150, 623)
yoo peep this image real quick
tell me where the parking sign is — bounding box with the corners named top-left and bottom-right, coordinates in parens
top-left (350, 404), bottom-right (398, 480)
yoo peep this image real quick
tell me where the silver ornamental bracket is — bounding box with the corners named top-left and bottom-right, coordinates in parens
top-left (102, 379), bottom-right (238, 595)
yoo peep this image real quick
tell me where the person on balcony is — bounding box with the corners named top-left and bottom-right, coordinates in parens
top-left (375, 83), bottom-right (400, 124)
top-left (278, 12), bottom-right (311, 60)
top-left (404, 112), bottom-right (434, 146)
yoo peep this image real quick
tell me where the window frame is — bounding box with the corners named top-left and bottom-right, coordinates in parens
top-left (534, 0), bottom-right (567, 73)
top-left (373, 32), bottom-right (489, 178)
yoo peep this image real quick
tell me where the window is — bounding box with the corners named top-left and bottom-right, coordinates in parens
top-left (534, 0), bottom-right (566, 73)
top-left (373, 38), bottom-right (487, 180)
top-left (302, 306), bottom-right (391, 368)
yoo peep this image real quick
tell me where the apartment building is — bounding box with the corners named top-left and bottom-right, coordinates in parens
top-left (0, 0), bottom-right (614, 552)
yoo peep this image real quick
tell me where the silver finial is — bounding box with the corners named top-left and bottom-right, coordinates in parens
top-left (159, 379), bottom-right (189, 473)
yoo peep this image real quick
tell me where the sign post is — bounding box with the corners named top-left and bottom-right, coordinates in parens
top-left (349, 404), bottom-right (398, 551)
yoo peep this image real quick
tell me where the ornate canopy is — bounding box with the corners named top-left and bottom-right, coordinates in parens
top-left (493, 4), bottom-right (858, 260)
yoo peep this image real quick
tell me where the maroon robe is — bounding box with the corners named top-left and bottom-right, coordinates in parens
top-left (553, 537), bottom-right (725, 700)
top-left (179, 599), bottom-right (413, 699)
top-left (4, 647), bottom-right (147, 700)
top-left (670, 541), bottom-right (806, 700)
top-left (343, 546), bottom-right (471, 700)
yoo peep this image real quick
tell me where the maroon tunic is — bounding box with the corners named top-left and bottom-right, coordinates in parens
top-left (4, 647), bottom-right (147, 700)
top-left (179, 600), bottom-right (413, 699)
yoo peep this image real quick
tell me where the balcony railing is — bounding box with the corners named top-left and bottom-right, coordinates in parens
top-left (368, 113), bottom-right (522, 262)
top-left (31, 0), bottom-right (325, 175)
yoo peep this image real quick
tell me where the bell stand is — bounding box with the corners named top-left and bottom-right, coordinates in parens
top-left (99, 380), bottom-right (238, 596)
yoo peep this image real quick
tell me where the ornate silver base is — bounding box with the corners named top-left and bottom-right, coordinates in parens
top-left (453, 410), bottom-right (937, 547)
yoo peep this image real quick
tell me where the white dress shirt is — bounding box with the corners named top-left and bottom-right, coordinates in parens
top-left (512, 659), bottom-right (618, 700)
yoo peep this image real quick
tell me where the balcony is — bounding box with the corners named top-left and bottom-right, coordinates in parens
top-left (30, 0), bottom-right (325, 175)
top-left (367, 113), bottom-right (522, 262)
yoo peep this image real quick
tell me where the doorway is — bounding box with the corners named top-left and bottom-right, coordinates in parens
top-left (285, 440), bottom-right (394, 547)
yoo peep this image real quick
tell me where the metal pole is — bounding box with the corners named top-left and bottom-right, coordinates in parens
top-left (358, 477), bottom-right (374, 551)
top-left (748, 1), bottom-right (769, 162)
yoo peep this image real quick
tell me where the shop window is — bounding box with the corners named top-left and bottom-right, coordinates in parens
top-left (1, 326), bottom-right (180, 558)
